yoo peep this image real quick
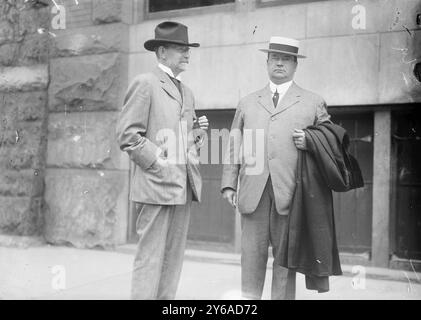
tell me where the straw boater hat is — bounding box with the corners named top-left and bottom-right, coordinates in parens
top-left (259, 36), bottom-right (306, 58)
top-left (144, 21), bottom-right (200, 51)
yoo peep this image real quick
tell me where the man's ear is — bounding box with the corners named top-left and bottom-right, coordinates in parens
top-left (157, 46), bottom-right (167, 60)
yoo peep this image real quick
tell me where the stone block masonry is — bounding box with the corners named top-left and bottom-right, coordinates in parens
top-left (0, 0), bottom-right (131, 247)
top-left (0, 0), bottom-right (50, 239)
top-left (44, 2), bottom-right (131, 248)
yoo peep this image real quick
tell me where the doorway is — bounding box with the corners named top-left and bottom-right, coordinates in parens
top-left (391, 108), bottom-right (421, 260)
top-left (187, 110), bottom-right (236, 249)
top-left (330, 112), bottom-right (374, 254)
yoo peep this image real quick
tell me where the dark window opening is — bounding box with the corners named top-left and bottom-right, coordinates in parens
top-left (392, 109), bottom-right (421, 260)
top-left (330, 112), bottom-right (374, 254)
top-left (149, 0), bottom-right (235, 12)
top-left (188, 110), bottom-right (236, 246)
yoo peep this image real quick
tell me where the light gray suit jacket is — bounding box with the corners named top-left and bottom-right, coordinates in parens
top-left (221, 82), bottom-right (331, 215)
top-left (116, 67), bottom-right (202, 205)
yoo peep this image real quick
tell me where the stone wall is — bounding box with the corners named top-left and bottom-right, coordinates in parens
top-left (0, 0), bottom-right (132, 248)
top-left (0, 0), bottom-right (49, 241)
top-left (44, 0), bottom-right (131, 248)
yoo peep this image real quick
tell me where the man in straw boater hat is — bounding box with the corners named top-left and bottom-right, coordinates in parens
top-left (221, 37), bottom-right (331, 299)
top-left (116, 21), bottom-right (208, 299)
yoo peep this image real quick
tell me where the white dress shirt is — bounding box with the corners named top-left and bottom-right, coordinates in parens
top-left (158, 63), bottom-right (181, 81)
top-left (269, 80), bottom-right (293, 107)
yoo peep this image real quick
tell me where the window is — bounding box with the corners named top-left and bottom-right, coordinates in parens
top-left (148, 0), bottom-right (235, 13)
top-left (258, 0), bottom-right (326, 7)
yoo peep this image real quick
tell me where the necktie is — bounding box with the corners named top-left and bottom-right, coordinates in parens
top-left (170, 76), bottom-right (182, 96)
top-left (273, 89), bottom-right (279, 108)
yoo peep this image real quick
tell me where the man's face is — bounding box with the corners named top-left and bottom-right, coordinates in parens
top-left (267, 52), bottom-right (297, 84)
top-left (161, 44), bottom-right (190, 76)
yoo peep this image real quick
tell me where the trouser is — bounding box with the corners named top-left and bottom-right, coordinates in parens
top-left (241, 177), bottom-right (296, 300)
top-left (131, 186), bottom-right (192, 300)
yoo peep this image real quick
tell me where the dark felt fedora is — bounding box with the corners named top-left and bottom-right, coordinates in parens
top-left (144, 21), bottom-right (200, 51)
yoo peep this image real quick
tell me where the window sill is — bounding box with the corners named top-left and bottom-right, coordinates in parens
top-left (257, 0), bottom-right (326, 9)
top-left (145, 2), bottom-right (236, 20)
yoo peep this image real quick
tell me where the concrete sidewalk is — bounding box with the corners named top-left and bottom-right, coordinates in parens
top-left (0, 245), bottom-right (420, 300)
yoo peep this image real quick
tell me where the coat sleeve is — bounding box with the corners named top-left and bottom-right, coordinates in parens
top-left (220, 102), bottom-right (244, 192)
top-left (115, 76), bottom-right (160, 171)
top-left (314, 99), bottom-right (332, 125)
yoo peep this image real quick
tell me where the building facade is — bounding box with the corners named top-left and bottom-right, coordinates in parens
top-left (0, 0), bottom-right (420, 271)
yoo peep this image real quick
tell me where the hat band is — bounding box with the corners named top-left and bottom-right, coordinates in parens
top-left (269, 43), bottom-right (299, 54)
top-left (155, 38), bottom-right (189, 44)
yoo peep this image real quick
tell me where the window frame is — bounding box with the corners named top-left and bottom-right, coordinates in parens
top-left (144, 0), bottom-right (236, 20)
top-left (256, 0), bottom-right (328, 9)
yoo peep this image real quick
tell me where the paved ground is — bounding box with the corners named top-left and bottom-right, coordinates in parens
top-left (0, 245), bottom-right (420, 300)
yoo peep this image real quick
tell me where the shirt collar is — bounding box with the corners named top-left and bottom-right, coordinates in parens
top-left (158, 63), bottom-right (182, 81)
top-left (269, 80), bottom-right (293, 94)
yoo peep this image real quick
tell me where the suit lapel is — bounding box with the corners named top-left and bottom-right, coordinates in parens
top-left (257, 85), bottom-right (275, 114)
top-left (180, 82), bottom-right (188, 115)
top-left (272, 82), bottom-right (300, 117)
top-left (154, 67), bottom-right (182, 106)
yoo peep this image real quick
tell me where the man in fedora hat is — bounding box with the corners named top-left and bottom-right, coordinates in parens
top-left (221, 36), bottom-right (331, 299)
top-left (116, 21), bottom-right (208, 299)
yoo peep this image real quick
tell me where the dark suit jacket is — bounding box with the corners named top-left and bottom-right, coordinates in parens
top-left (276, 122), bottom-right (364, 292)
